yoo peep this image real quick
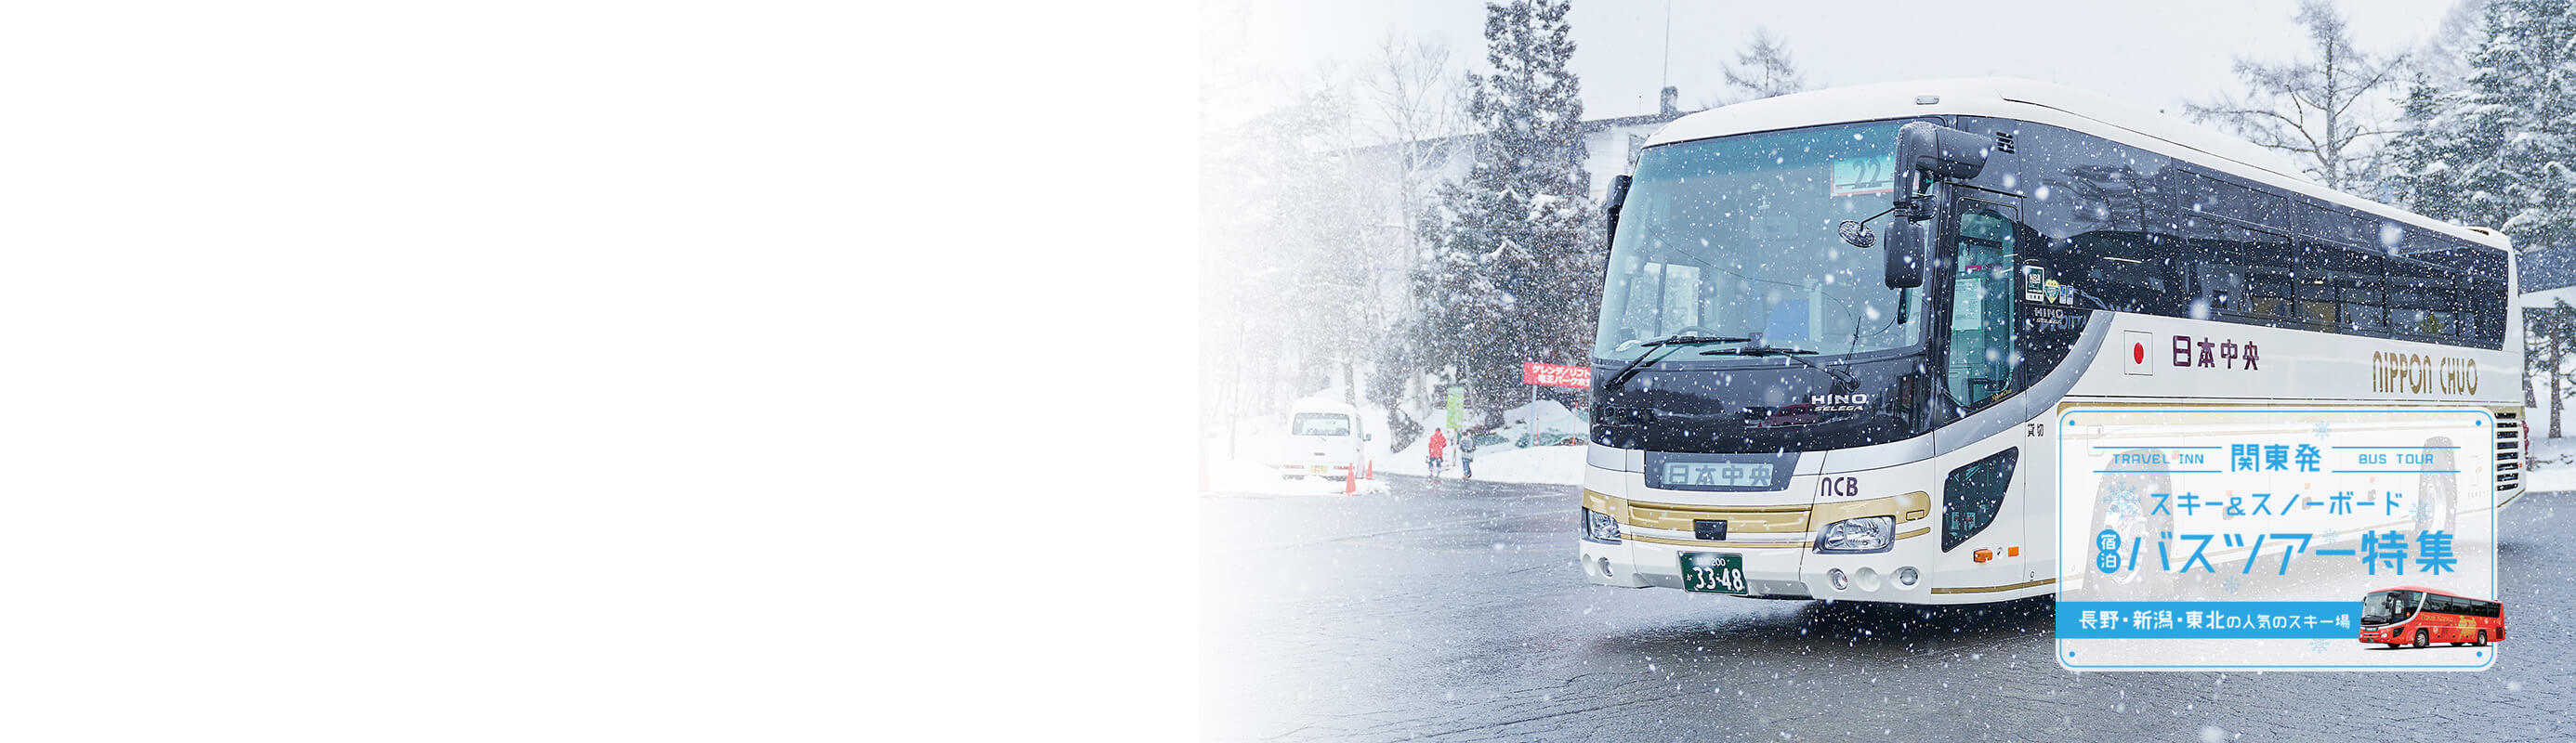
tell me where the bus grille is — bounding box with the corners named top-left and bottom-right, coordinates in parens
top-left (2496, 411), bottom-right (2522, 493)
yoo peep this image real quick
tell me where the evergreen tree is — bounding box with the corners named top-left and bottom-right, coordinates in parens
top-left (1721, 28), bottom-right (1807, 102)
top-left (2533, 300), bottom-right (2576, 437)
top-left (1423, 0), bottom-right (1597, 423)
top-left (2380, 72), bottom-right (2464, 216)
top-left (2393, 0), bottom-right (2576, 251)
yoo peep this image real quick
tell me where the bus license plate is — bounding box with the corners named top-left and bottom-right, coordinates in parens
top-left (1679, 553), bottom-right (1746, 594)
top-left (1309, 465), bottom-right (1327, 474)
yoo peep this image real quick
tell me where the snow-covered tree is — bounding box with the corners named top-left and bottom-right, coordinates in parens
top-left (1720, 28), bottom-right (1807, 102)
top-left (1421, 0), bottom-right (1597, 424)
top-left (2415, 0), bottom-right (2495, 89)
top-left (2380, 72), bottom-right (2465, 217)
top-left (1360, 34), bottom-right (1459, 424)
top-left (2386, 0), bottom-right (2576, 250)
top-left (2187, 0), bottom-right (2407, 192)
top-left (1361, 34), bottom-right (1459, 260)
top-left (2530, 300), bottom-right (2576, 437)
top-left (1201, 81), bottom-right (1381, 437)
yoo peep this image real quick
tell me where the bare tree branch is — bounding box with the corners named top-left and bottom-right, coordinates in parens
top-left (2184, 0), bottom-right (2407, 189)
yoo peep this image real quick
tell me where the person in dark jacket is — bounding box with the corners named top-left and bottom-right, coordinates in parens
top-left (1457, 433), bottom-right (1477, 479)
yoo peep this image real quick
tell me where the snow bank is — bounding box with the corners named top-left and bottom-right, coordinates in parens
top-left (2525, 434), bottom-right (2576, 492)
top-left (1201, 453), bottom-right (1392, 496)
top-left (1204, 388), bottom-right (1587, 489)
top-left (1199, 431), bottom-right (1390, 496)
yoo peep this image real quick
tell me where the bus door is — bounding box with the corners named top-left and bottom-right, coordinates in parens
top-left (1932, 194), bottom-right (2035, 592)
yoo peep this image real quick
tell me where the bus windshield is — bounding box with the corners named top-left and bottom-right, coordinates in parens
top-left (1593, 121), bottom-right (1927, 361)
top-left (1291, 413), bottom-right (1352, 437)
top-left (2360, 590), bottom-right (2422, 625)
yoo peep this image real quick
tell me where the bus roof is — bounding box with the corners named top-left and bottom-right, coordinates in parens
top-left (1289, 398), bottom-right (1358, 416)
top-left (2369, 585), bottom-right (2495, 602)
top-left (1643, 77), bottom-right (2509, 254)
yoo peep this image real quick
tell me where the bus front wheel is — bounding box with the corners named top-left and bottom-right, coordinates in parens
top-left (2413, 629), bottom-right (2429, 649)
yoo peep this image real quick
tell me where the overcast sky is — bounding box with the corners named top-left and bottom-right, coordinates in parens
top-left (1204, 0), bottom-right (2466, 132)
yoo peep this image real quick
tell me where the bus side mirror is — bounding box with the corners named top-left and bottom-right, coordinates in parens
top-left (1885, 217), bottom-right (1925, 289)
top-left (1897, 122), bottom-right (1990, 181)
top-left (1882, 123), bottom-right (1988, 290)
top-left (1605, 174), bottom-right (1633, 250)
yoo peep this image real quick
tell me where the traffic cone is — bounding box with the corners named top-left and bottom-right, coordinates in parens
top-left (1345, 463), bottom-right (1360, 495)
top-left (1365, 459), bottom-right (1374, 480)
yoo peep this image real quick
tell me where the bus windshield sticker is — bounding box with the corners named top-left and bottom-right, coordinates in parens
top-left (1829, 155), bottom-right (1894, 196)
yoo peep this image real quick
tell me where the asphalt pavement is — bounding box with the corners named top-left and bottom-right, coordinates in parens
top-left (1202, 475), bottom-right (2573, 742)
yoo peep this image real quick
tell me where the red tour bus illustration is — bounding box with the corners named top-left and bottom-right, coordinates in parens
top-left (2359, 586), bottom-right (2503, 649)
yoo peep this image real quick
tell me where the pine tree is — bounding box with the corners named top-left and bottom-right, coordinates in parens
top-left (1721, 28), bottom-right (1807, 102)
top-left (2397, 0), bottom-right (2576, 250)
top-left (2380, 72), bottom-right (2463, 216)
top-left (2533, 300), bottom-right (2576, 437)
top-left (1423, 0), bottom-right (1597, 424)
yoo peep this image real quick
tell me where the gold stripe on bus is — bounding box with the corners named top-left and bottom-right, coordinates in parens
top-left (1929, 578), bottom-right (2057, 594)
top-left (1627, 504), bottom-right (1809, 533)
top-left (1623, 533), bottom-right (1807, 549)
top-left (1811, 490), bottom-right (1932, 525)
top-left (1589, 490), bottom-right (1932, 534)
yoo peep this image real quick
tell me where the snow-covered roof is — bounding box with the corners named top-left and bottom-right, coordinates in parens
top-left (1642, 77), bottom-right (2509, 254)
top-left (2521, 284), bottom-right (2576, 309)
top-left (1289, 398), bottom-right (1359, 415)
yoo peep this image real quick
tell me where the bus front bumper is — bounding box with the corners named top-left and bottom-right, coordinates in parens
top-left (1579, 531), bottom-right (1959, 601)
top-left (1579, 537), bottom-right (1817, 599)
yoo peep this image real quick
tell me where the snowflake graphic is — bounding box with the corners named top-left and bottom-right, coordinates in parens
top-left (2309, 637), bottom-right (2333, 655)
top-left (2312, 421), bottom-right (2333, 440)
top-left (2220, 573), bottom-right (2242, 595)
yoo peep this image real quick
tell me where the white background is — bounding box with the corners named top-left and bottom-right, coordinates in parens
top-left (0, 2), bottom-right (1194, 740)
top-left (1206, 0), bottom-right (2458, 127)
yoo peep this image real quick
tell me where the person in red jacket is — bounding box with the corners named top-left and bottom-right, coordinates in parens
top-left (1426, 428), bottom-right (1448, 479)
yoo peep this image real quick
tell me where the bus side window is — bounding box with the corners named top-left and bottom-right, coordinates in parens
top-left (1948, 205), bottom-right (2018, 408)
top-left (2387, 261), bottom-right (2447, 338)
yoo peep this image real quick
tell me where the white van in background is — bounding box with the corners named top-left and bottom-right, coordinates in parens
top-left (1279, 398), bottom-right (1369, 480)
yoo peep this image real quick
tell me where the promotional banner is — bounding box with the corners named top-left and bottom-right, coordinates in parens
top-left (2056, 407), bottom-right (2500, 671)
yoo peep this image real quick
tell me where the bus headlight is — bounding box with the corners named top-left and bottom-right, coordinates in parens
top-left (1815, 515), bottom-right (1894, 554)
top-left (1583, 508), bottom-right (1622, 544)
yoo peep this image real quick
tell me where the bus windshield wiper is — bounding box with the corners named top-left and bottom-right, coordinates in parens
top-left (1599, 335), bottom-right (1751, 395)
top-left (1702, 345), bottom-right (1858, 386)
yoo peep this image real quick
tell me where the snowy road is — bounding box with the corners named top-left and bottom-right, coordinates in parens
top-left (1203, 477), bottom-right (2573, 742)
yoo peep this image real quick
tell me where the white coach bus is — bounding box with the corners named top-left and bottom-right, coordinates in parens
top-left (1577, 78), bottom-right (2523, 604)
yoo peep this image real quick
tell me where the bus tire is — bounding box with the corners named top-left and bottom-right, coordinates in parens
top-left (2413, 629), bottom-right (2429, 649)
top-left (2477, 631), bottom-right (2489, 646)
